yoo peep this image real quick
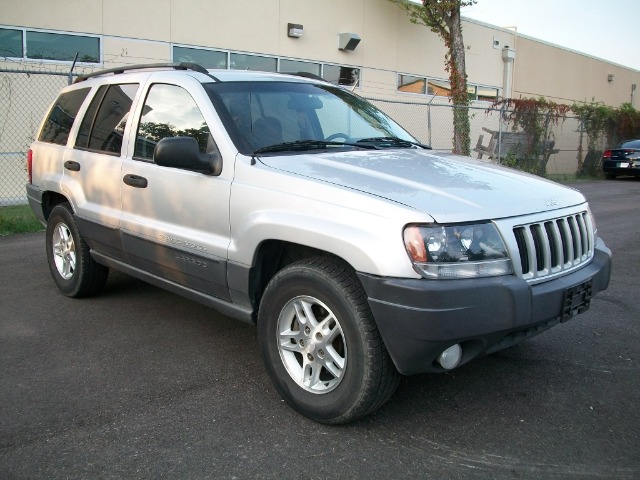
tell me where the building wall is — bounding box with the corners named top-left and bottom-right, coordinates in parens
top-left (513, 35), bottom-right (638, 107)
top-left (3, 0), bottom-right (638, 107)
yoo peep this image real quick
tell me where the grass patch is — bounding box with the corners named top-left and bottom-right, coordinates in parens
top-left (0, 204), bottom-right (44, 236)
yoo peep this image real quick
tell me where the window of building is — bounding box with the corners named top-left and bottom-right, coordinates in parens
top-left (76, 84), bottom-right (139, 154)
top-left (323, 65), bottom-right (360, 87)
top-left (39, 88), bottom-right (91, 145)
top-left (399, 72), bottom-right (499, 101)
top-left (428, 78), bottom-right (452, 97)
top-left (477, 86), bottom-right (499, 102)
top-left (230, 53), bottom-right (277, 72)
top-left (0, 27), bottom-right (23, 58)
top-left (173, 46), bottom-right (227, 69)
top-left (170, 43), bottom-right (360, 88)
top-left (1, 27), bottom-right (100, 63)
top-left (279, 59), bottom-right (321, 77)
top-left (26, 30), bottom-right (100, 63)
top-left (398, 75), bottom-right (426, 94)
top-left (135, 84), bottom-right (212, 161)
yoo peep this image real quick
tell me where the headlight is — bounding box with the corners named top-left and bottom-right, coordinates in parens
top-left (403, 223), bottom-right (513, 279)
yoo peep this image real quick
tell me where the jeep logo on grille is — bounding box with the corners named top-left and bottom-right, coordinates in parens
top-left (545, 198), bottom-right (559, 207)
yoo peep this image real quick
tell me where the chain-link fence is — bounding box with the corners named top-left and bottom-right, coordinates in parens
top-left (367, 97), bottom-right (587, 179)
top-left (1, 66), bottom-right (595, 206)
top-left (1, 68), bottom-right (71, 205)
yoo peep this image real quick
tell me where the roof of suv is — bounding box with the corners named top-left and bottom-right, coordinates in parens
top-left (74, 62), bottom-right (327, 85)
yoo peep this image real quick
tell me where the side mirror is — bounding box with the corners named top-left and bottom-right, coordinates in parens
top-left (153, 136), bottom-right (222, 176)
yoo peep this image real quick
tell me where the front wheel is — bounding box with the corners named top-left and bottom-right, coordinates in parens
top-left (46, 203), bottom-right (108, 297)
top-left (258, 257), bottom-right (400, 424)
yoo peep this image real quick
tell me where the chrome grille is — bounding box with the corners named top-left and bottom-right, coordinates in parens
top-left (513, 212), bottom-right (594, 281)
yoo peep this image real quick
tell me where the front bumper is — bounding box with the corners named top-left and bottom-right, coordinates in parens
top-left (357, 239), bottom-right (612, 375)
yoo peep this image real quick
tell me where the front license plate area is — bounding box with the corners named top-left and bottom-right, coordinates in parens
top-left (560, 280), bottom-right (592, 322)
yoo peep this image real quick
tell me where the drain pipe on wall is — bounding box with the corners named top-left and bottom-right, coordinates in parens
top-left (502, 46), bottom-right (516, 99)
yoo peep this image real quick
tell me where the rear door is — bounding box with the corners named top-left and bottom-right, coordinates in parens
top-left (65, 81), bottom-right (141, 259)
top-left (120, 75), bottom-right (233, 300)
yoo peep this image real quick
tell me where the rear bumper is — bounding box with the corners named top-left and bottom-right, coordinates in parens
top-left (357, 239), bottom-right (612, 375)
top-left (603, 160), bottom-right (640, 176)
top-left (25, 184), bottom-right (46, 225)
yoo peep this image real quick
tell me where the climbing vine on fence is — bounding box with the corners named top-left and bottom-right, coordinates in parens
top-left (491, 97), bottom-right (572, 177)
top-left (571, 101), bottom-right (614, 177)
top-left (571, 101), bottom-right (640, 177)
top-left (489, 97), bottom-right (640, 177)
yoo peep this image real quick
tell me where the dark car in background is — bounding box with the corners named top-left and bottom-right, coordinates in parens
top-left (602, 140), bottom-right (640, 179)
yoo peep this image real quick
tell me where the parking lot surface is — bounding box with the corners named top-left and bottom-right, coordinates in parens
top-left (1, 180), bottom-right (638, 479)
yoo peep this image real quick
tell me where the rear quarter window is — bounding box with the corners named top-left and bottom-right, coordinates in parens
top-left (39, 88), bottom-right (91, 146)
top-left (619, 140), bottom-right (640, 149)
top-left (75, 83), bottom-right (139, 154)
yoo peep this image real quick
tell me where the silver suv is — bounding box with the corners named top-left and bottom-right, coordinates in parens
top-left (26, 63), bottom-right (612, 424)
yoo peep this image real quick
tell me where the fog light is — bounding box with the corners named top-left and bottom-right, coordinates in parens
top-left (438, 344), bottom-right (462, 370)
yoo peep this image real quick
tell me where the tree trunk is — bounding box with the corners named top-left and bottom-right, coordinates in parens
top-left (446, 8), bottom-right (470, 155)
top-left (390, 0), bottom-right (473, 156)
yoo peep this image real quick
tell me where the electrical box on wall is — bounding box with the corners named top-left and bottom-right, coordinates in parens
top-left (493, 36), bottom-right (501, 49)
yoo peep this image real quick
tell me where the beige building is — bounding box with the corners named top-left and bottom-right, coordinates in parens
top-left (2, 0), bottom-right (638, 106)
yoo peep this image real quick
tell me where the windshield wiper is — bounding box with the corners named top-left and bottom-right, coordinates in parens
top-left (355, 137), bottom-right (432, 149)
top-left (253, 139), bottom-right (377, 155)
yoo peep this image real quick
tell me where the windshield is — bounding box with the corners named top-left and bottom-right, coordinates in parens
top-left (204, 81), bottom-right (417, 155)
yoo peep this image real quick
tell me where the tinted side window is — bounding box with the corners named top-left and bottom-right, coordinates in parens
top-left (39, 88), bottom-right (91, 145)
top-left (135, 84), bottom-right (211, 161)
top-left (76, 85), bottom-right (107, 149)
top-left (620, 140), bottom-right (640, 149)
top-left (75, 83), bottom-right (138, 154)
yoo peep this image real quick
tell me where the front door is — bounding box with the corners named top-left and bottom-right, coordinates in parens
top-left (120, 80), bottom-right (232, 300)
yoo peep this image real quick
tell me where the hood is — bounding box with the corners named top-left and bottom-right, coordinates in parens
top-left (258, 149), bottom-right (586, 223)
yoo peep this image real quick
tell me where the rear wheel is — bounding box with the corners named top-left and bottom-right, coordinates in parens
top-left (258, 257), bottom-right (400, 424)
top-left (46, 203), bottom-right (108, 297)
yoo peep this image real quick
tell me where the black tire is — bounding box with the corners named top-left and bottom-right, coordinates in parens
top-left (605, 173), bottom-right (616, 180)
top-left (258, 257), bottom-right (400, 424)
top-left (45, 203), bottom-right (108, 297)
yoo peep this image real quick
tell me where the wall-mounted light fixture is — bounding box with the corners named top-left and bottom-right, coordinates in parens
top-left (338, 33), bottom-right (361, 51)
top-left (608, 74), bottom-right (614, 82)
top-left (287, 23), bottom-right (303, 38)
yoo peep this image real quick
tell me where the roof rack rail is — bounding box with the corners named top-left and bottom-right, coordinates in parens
top-left (74, 62), bottom-right (218, 83)
top-left (291, 71), bottom-right (326, 82)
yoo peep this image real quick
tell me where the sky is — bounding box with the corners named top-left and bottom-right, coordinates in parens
top-left (460, 0), bottom-right (640, 71)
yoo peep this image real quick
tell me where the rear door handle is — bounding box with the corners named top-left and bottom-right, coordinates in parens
top-left (64, 161), bottom-right (80, 171)
top-left (123, 174), bottom-right (148, 188)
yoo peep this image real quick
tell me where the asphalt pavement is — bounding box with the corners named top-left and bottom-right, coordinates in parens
top-left (1, 180), bottom-right (638, 479)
